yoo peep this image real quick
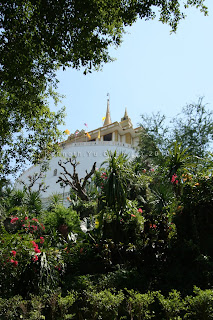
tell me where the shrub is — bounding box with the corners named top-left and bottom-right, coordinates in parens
top-left (43, 204), bottom-right (81, 236)
top-left (0, 216), bottom-right (65, 298)
top-left (126, 289), bottom-right (155, 319)
top-left (157, 290), bottom-right (185, 320)
top-left (85, 288), bottom-right (124, 320)
top-left (185, 287), bottom-right (213, 319)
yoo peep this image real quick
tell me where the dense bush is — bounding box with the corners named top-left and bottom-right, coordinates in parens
top-left (1, 287), bottom-right (213, 319)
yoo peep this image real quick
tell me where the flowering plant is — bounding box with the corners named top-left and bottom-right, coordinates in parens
top-left (9, 215), bottom-right (45, 236)
top-left (0, 214), bottom-right (65, 297)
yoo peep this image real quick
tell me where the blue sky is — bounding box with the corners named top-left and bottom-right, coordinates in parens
top-left (51, 0), bottom-right (213, 134)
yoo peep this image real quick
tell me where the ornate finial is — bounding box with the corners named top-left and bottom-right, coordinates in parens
top-left (120, 107), bottom-right (133, 128)
top-left (104, 93), bottom-right (112, 126)
top-left (121, 108), bottom-right (129, 121)
top-left (124, 108), bottom-right (128, 119)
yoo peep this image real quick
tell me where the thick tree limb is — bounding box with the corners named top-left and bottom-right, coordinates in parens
top-left (56, 158), bottom-right (96, 201)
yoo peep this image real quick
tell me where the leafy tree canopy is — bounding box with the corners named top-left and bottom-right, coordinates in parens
top-left (138, 97), bottom-right (213, 169)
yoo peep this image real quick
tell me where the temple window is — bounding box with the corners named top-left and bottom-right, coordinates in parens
top-left (103, 133), bottom-right (112, 141)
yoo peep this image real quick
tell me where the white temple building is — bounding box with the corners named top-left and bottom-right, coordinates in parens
top-left (17, 99), bottom-right (141, 200)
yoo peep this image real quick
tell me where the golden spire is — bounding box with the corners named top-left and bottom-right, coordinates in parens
top-left (103, 96), bottom-right (112, 126)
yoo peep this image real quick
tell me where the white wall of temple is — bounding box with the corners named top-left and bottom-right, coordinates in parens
top-left (16, 141), bottom-right (137, 198)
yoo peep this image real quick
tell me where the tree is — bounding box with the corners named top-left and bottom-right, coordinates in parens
top-left (0, 92), bottom-right (65, 179)
top-left (138, 112), bottom-right (169, 169)
top-left (136, 98), bottom-right (213, 207)
top-left (138, 98), bottom-right (213, 168)
top-left (172, 97), bottom-right (213, 158)
top-left (101, 151), bottom-right (128, 211)
top-left (0, 1), bottom-right (208, 179)
top-left (56, 157), bottom-right (96, 201)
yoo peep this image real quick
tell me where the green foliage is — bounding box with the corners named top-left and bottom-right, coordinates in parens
top-left (57, 291), bottom-right (77, 320)
top-left (138, 112), bottom-right (169, 168)
top-left (166, 142), bottom-right (192, 178)
top-left (0, 186), bottom-right (43, 217)
top-left (28, 295), bottom-right (46, 320)
top-left (126, 289), bottom-right (155, 319)
top-left (1, 288), bottom-right (213, 319)
top-left (47, 193), bottom-right (63, 211)
top-left (138, 98), bottom-right (213, 169)
top-left (185, 287), bottom-right (213, 319)
top-left (175, 175), bottom-right (213, 255)
top-left (101, 151), bottom-right (128, 211)
top-left (0, 295), bottom-right (28, 320)
top-left (43, 204), bottom-right (81, 235)
top-left (157, 290), bottom-right (185, 320)
top-left (172, 97), bottom-right (213, 158)
top-left (70, 199), bottom-right (97, 219)
top-left (0, 90), bottom-right (65, 178)
top-left (85, 288), bottom-right (125, 320)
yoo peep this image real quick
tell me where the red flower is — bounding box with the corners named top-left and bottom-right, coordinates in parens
top-left (31, 241), bottom-right (37, 248)
top-left (11, 250), bottom-right (16, 257)
top-left (24, 217), bottom-right (28, 220)
top-left (32, 218), bottom-right (39, 223)
top-left (171, 174), bottom-right (178, 183)
top-left (40, 237), bottom-right (44, 244)
top-left (150, 224), bottom-right (157, 229)
top-left (131, 214), bottom-right (136, 218)
top-left (55, 265), bottom-right (61, 271)
top-left (143, 169), bottom-right (146, 173)
top-left (138, 208), bottom-right (143, 213)
top-left (34, 247), bottom-right (41, 254)
top-left (10, 259), bottom-right (18, 267)
top-left (40, 223), bottom-right (45, 230)
top-left (10, 217), bottom-right (19, 224)
top-left (32, 255), bottom-right (38, 262)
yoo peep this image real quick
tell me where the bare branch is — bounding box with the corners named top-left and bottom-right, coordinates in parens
top-left (56, 158), bottom-right (96, 201)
